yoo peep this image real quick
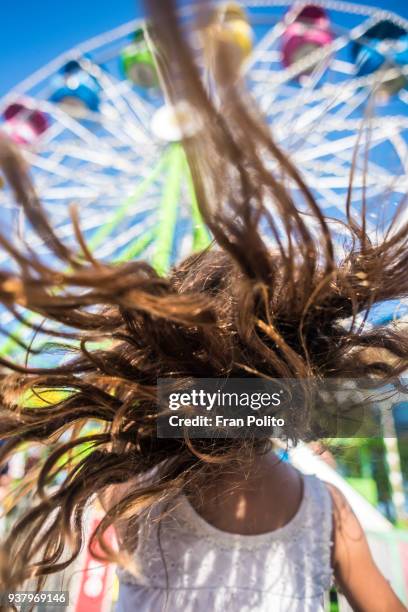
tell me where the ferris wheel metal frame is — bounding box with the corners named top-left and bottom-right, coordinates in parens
top-left (1, 0), bottom-right (408, 358)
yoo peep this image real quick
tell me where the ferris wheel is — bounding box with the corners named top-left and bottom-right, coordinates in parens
top-left (1, 0), bottom-right (408, 360)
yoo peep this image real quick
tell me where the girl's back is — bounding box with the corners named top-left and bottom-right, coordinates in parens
top-left (115, 458), bottom-right (333, 612)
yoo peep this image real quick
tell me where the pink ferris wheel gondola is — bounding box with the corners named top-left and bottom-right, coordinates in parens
top-left (281, 4), bottom-right (334, 76)
top-left (2, 103), bottom-right (49, 146)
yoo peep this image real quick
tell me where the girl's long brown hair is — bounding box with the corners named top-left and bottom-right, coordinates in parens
top-left (0, 0), bottom-right (407, 592)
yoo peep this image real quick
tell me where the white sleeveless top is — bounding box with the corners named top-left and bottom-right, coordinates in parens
top-left (116, 473), bottom-right (333, 612)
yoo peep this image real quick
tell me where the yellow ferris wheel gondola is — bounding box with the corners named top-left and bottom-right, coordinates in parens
top-left (203, 2), bottom-right (254, 83)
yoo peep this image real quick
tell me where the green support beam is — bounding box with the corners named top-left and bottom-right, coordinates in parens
top-left (152, 144), bottom-right (185, 275)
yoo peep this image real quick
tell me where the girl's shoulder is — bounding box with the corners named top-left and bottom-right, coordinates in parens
top-left (292, 472), bottom-right (334, 534)
top-left (267, 461), bottom-right (333, 523)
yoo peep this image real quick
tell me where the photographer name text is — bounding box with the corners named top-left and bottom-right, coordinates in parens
top-left (168, 414), bottom-right (285, 427)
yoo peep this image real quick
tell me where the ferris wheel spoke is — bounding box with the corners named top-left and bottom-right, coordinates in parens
top-left (97, 98), bottom-right (151, 146)
top-left (37, 170), bottom-right (158, 202)
top-left (43, 142), bottom-right (142, 173)
top-left (38, 110), bottom-right (152, 175)
top-left (183, 154), bottom-right (211, 252)
top-left (52, 107), bottom-right (151, 149)
top-left (115, 226), bottom-right (157, 263)
top-left (244, 18), bottom-right (286, 74)
top-left (28, 98), bottom-right (108, 149)
top-left (34, 146), bottom-right (155, 192)
top-left (152, 144), bottom-right (185, 275)
top-left (108, 77), bottom-right (157, 122)
top-left (87, 149), bottom-right (171, 254)
top-left (41, 187), bottom-right (105, 201)
top-left (300, 154), bottom-right (397, 196)
top-left (3, 167), bottom-right (167, 259)
top-left (295, 125), bottom-right (396, 164)
top-left (37, 119), bottom-right (67, 147)
top-left (54, 107), bottom-right (150, 150)
top-left (254, 36), bottom-right (406, 124)
top-left (300, 156), bottom-right (406, 194)
top-left (274, 66), bottom-right (339, 151)
top-left (316, 88), bottom-right (372, 125)
top-left (2, 200), bottom-right (156, 261)
top-left (284, 113), bottom-right (407, 197)
top-left (388, 133), bottom-right (408, 175)
top-left (275, 79), bottom-right (371, 141)
top-left (93, 217), bottom-right (157, 260)
top-left (23, 151), bottom-right (114, 191)
top-left (329, 58), bottom-right (355, 75)
top-left (255, 73), bottom-right (357, 118)
top-left (93, 114), bottom-right (153, 148)
top-left (80, 60), bottom-right (153, 140)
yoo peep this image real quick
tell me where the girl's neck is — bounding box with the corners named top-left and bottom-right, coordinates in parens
top-left (186, 450), bottom-right (304, 536)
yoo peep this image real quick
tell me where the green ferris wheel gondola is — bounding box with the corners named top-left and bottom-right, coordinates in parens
top-left (121, 27), bottom-right (159, 89)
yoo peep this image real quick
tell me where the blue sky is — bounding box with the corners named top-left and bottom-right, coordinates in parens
top-left (1, 0), bottom-right (408, 96)
top-left (1, 0), bottom-right (141, 96)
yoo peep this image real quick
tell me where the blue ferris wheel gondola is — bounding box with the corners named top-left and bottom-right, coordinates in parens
top-left (49, 60), bottom-right (101, 112)
top-left (351, 20), bottom-right (408, 92)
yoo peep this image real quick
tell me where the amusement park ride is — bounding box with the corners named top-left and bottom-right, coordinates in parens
top-left (1, 1), bottom-right (408, 608)
top-left (0, 0), bottom-right (407, 350)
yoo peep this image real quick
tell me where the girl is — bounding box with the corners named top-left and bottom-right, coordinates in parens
top-left (0, 1), bottom-right (407, 610)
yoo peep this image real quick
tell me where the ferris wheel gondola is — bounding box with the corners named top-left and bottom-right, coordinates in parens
top-left (120, 27), bottom-right (159, 89)
top-left (50, 60), bottom-right (102, 113)
top-left (351, 18), bottom-right (408, 94)
top-left (280, 4), bottom-right (334, 74)
top-left (3, 102), bottom-right (49, 145)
